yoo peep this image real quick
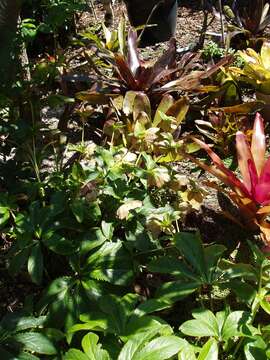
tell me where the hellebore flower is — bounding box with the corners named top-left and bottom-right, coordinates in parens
top-left (186, 113), bottom-right (270, 244)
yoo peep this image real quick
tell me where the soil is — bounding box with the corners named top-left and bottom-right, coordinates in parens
top-left (80, 0), bottom-right (221, 48)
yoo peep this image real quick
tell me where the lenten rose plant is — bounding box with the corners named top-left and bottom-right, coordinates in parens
top-left (186, 113), bottom-right (270, 245)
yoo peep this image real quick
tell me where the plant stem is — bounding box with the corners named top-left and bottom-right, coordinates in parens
top-left (218, 0), bottom-right (225, 47)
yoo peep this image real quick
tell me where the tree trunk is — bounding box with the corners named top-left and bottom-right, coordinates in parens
top-left (0, 0), bottom-right (21, 89)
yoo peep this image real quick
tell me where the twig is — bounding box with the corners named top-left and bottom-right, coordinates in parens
top-left (218, 0), bottom-right (225, 47)
top-left (137, 0), bottom-right (164, 44)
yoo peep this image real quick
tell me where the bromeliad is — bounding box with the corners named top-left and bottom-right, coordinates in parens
top-left (186, 113), bottom-right (270, 245)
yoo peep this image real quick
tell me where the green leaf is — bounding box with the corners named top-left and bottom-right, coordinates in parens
top-left (117, 329), bottom-right (165, 360)
top-left (220, 261), bottom-right (256, 281)
top-left (65, 349), bottom-right (89, 360)
top-left (37, 276), bottom-right (76, 312)
top-left (221, 311), bottom-right (250, 341)
top-left (0, 206), bottom-right (10, 226)
top-left (98, 293), bottom-right (138, 335)
top-left (166, 96), bottom-right (189, 127)
top-left (133, 336), bottom-right (186, 360)
top-left (69, 320), bottom-right (107, 334)
top-left (86, 241), bottom-right (121, 266)
top-left (180, 309), bottom-right (219, 338)
top-left (134, 299), bottom-right (171, 317)
top-left (80, 229), bottom-right (107, 255)
top-left (85, 240), bottom-right (133, 285)
top-left (71, 199), bottom-right (85, 223)
top-left (228, 280), bottom-right (256, 306)
top-left (12, 332), bottom-right (57, 355)
top-left (198, 339), bottom-right (218, 360)
top-left (177, 341), bottom-right (197, 360)
top-left (148, 257), bottom-right (199, 281)
top-left (28, 243), bottom-right (43, 285)
top-left (0, 348), bottom-right (39, 360)
top-left (81, 332), bottom-right (110, 360)
top-left (42, 233), bottom-right (77, 255)
top-left (124, 316), bottom-right (172, 342)
top-left (244, 336), bottom-right (267, 360)
top-left (204, 244), bottom-right (226, 282)
top-left (133, 93), bottom-right (151, 121)
top-left (260, 298), bottom-right (270, 314)
top-left (155, 281), bottom-right (199, 304)
top-left (101, 221), bottom-right (114, 240)
top-left (174, 232), bottom-right (206, 280)
top-left (0, 314), bottom-right (46, 332)
top-left (153, 94), bottom-right (175, 127)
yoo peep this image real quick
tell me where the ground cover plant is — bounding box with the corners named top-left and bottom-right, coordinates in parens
top-left (1, 0), bottom-right (270, 359)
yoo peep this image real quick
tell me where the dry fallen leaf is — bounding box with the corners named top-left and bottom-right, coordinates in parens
top-left (116, 200), bottom-right (143, 220)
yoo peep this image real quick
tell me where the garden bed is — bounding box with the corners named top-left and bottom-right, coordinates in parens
top-left (1, 0), bottom-right (270, 359)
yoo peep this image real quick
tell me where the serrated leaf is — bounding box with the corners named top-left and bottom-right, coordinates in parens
top-left (0, 314), bottom-right (46, 332)
top-left (12, 332), bottom-right (57, 355)
top-left (42, 233), bottom-right (77, 255)
top-left (228, 280), bottom-right (256, 306)
top-left (155, 281), bottom-right (199, 303)
top-left (174, 232), bottom-right (207, 280)
top-left (134, 299), bottom-right (171, 317)
top-left (180, 309), bottom-right (219, 338)
top-left (222, 311), bottom-right (250, 341)
top-left (133, 335), bottom-right (186, 360)
top-left (148, 256), bottom-right (199, 281)
top-left (117, 329), bottom-right (164, 360)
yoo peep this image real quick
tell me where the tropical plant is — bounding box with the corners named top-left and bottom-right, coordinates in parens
top-left (186, 112), bottom-right (270, 245)
top-left (103, 91), bottom-right (190, 155)
top-left (76, 28), bottom-right (233, 107)
top-left (230, 40), bottom-right (270, 94)
top-left (195, 101), bottom-right (263, 156)
top-left (215, 0), bottom-right (270, 48)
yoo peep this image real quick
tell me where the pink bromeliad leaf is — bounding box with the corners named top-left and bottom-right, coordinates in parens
top-left (127, 29), bottom-right (141, 76)
top-left (259, 158), bottom-right (270, 184)
top-left (191, 113), bottom-right (270, 206)
top-left (236, 131), bottom-right (257, 194)
top-left (255, 182), bottom-right (270, 205)
top-left (256, 158), bottom-right (270, 204)
top-left (247, 159), bottom-right (259, 195)
top-left (251, 113), bottom-right (266, 175)
top-left (191, 136), bottom-right (248, 194)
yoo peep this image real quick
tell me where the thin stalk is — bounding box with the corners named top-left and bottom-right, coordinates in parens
top-left (175, 218), bottom-right (180, 233)
top-left (30, 100), bottom-right (45, 201)
top-left (87, 0), bottom-right (98, 23)
top-left (137, 0), bottom-right (163, 44)
top-left (218, 0), bottom-right (225, 47)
